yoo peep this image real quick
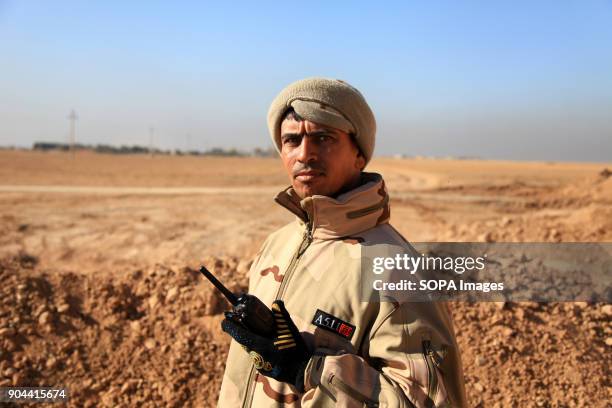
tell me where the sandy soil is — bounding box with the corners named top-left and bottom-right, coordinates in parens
top-left (0, 150), bottom-right (610, 407)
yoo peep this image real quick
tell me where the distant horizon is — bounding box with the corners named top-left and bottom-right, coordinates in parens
top-left (1, 142), bottom-right (611, 165)
top-left (1, 2), bottom-right (611, 162)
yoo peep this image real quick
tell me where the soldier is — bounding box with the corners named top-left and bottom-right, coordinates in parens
top-left (218, 78), bottom-right (467, 407)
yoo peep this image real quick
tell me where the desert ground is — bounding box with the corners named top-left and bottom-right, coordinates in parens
top-left (0, 149), bottom-right (610, 407)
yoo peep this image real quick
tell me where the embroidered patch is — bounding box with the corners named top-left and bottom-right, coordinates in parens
top-left (311, 309), bottom-right (355, 340)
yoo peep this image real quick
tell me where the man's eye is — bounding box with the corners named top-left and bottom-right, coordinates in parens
top-left (318, 135), bottom-right (332, 143)
top-left (283, 137), bottom-right (300, 145)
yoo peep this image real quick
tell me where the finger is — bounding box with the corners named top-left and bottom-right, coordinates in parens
top-left (221, 318), bottom-right (269, 351)
top-left (221, 318), bottom-right (257, 350)
top-left (271, 300), bottom-right (298, 331)
top-left (221, 317), bottom-right (246, 336)
top-left (271, 301), bottom-right (301, 349)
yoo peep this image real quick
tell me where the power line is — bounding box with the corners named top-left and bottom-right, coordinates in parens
top-left (149, 127), bottom-right (155, 158)
top-left (67, 109), bottom-right (78, 158)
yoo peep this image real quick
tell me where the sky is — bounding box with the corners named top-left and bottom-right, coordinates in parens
top-left (1, 1), bottom-right (611, 162)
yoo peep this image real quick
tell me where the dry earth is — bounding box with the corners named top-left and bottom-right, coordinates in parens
top-left (0, 150), bottom-right (610, 407)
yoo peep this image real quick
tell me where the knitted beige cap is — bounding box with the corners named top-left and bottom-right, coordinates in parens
top-left (267, 77), bottom-right (376, 165)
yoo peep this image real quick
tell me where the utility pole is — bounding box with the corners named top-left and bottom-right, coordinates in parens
top-left (68, 109), bottom-right (78, 158)
top-left (149, 127), bottom-right (154, 158)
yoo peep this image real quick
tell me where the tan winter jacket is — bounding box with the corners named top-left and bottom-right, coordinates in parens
top-left (218, 172), bottom-right (467, 407)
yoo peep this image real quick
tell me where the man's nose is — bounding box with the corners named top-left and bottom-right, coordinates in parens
top-left (296, 135), bottom-right (318, 163)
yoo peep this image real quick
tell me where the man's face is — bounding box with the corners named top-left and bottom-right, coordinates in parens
top-left (280, 117), bottom-right (365, 198)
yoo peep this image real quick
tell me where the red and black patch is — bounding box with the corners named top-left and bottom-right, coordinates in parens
top-left (311, 309), bottom-right (356, 340)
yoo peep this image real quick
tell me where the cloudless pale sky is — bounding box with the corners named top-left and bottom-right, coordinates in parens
top-left (1, 1), bottom-right (611, 161)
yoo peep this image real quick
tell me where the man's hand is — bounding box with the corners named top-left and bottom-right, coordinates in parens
top-left (221, 300), bottom-right (311, 392)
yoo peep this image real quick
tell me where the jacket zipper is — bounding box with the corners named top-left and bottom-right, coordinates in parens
top-left (241, 221), bottom-right (313, 408)
top-left (423, 340), bottom-right (438, 404)
top-left (277, 222), bottom-right (313, 299)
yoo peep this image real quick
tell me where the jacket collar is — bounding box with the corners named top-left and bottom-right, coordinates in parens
top-left (274, 172), bottom-right (391, 239)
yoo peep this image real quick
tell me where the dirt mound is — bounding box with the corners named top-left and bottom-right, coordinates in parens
top-left (453, 301), bottom-right (611, 407)
top-left (521, 167), bottom-right (612, 210)
top-left (0, 253), bottom-right (248, 407)
top-left (1, 251), bottom-right (610, 407)
top-left (444, 169), bottom-right (612, 243)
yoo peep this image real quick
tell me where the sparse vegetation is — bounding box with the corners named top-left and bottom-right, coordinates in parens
top-left (31, 142), bottom-right (277, 157)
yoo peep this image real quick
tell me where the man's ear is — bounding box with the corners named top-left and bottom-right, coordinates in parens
top-left (349, 133), bottom-right (366, 170)
top-left (355, 152), bottom-right (366, 171)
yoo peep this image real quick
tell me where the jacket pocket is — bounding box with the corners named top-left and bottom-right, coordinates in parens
top-left (328, 374), bottom-right (380, 408)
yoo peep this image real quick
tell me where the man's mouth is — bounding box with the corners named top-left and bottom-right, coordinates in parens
top-left (295, 170), bottom-right (324, 182)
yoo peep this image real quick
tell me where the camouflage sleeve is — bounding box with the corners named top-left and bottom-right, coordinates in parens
top-left (300, 302), bottom-right (464, 407)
